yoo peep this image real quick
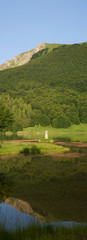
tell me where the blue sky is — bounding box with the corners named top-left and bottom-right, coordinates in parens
top-left (0, 0), bottom-right (87, 64)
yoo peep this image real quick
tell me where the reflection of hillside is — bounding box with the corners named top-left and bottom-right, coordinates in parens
top-left (5, 198), bottom-right (45, 222)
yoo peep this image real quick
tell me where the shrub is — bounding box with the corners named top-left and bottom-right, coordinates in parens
top-left (31, 145), bottom-right (41, 154)
top-left (20, 145), bottom-right (41, 155)
top-left (20, 147), bottom-right (30, 155)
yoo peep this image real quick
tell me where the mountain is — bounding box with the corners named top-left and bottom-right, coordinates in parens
top-left (0, 43), bottom-right (46, 70)
top-left (0, 43), bottom-right (63, 70)
top-left (0, 42), bottom-right (87, 128)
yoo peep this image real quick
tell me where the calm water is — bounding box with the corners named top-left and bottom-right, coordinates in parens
top-left (0, 202), bottom-right (86, 231)
top-left (0, 154), bottom-right (87, 230)
top-left (0, 133), bottom-right (24, 140)
top-left (0, 202), bottom-right (36, 230)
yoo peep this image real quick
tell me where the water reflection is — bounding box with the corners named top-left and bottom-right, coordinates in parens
top-left (5, 198), bottom-right (45, 222)
top-left (0, 202), bottom-right (36, 231)
top-left (0, 133), bottom-right (24, 140)
top-left (0, 155), bottom-right (87, 225)
top-left (0, 199), bottom-right (86, 231)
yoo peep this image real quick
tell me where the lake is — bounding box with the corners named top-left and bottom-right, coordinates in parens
top-left (0, 154), bottom-right (87, 230)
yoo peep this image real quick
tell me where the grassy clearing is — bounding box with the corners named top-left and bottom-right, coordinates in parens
top-left (17, 123), bottom-right (87, 142)
top-left (0, 224), bottom-right (87, 240)
top-left (0, 142), bottom-right (69, 155)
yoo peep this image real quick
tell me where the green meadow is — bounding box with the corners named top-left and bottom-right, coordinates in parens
top-left (17, 123), bottom-right (87, 142)
top-left (0, 123), bottom-right (87, 155)
top-left (0, 142), bottom-right (69, 155)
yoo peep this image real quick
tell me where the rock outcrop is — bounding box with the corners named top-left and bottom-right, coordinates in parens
top-left (0, 43), bottom-right (46, 70)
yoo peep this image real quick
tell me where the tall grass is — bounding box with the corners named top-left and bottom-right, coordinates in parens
top-left (0, 224), bottom-right (87, 240)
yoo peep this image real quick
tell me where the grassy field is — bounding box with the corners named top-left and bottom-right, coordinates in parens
top-left (17, 123), bottom-right (87, 142)
top-left (0, 224), bottom-right (87, 240)
top-left (0, 123), bottom-right (87, 155)
top-left (0, 141), bottom-right (69, 155)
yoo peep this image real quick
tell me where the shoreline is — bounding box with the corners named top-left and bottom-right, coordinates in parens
top-left (0, 152), bottom-right (87, 160)
top-left (0, 140), bottom-right (87, 159)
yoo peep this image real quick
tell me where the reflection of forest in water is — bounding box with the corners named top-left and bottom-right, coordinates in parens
top-left (0, 155), bottom-right (87, 223)
top-left (0, 133), bottom-right (24, 140)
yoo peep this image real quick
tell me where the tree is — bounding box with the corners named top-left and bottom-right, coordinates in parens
top-left (0, 101), bottom-right (14, 130)
top-left (0, 94), bottom-right (32, 128)
top-left (52, 113), bottom-right (70, 128)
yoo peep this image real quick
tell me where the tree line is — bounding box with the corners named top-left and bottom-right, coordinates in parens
top-left (0, 91), bottom-right (87, 131)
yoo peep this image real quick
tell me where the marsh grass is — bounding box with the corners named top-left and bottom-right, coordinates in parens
top-left (0, 224), bottom-right (87, 240)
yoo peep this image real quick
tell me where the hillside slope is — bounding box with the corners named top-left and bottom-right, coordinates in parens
top-left (0, 43), bottom-right (62, 70)
top-left (0, 42), bottom-right (87, 128)
top-left (0, 43), bottom-right (46, 70)
top-left (0, 42), bottom-right (87, 91)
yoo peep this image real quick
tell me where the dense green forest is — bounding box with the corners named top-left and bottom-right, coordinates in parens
top-left (0, 42), bottom-right (87, 129)
top-left (0, 94), bottom-right (31, 131)
top-left (0, 101), bottom-right (14, 130)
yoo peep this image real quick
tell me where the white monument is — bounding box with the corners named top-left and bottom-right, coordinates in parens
top-left (45, 130), bottom-right (48, 139)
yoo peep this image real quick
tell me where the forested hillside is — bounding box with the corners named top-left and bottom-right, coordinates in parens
top-left (0, 42), bottom-right (87, 128)
top-left (0, 43), bottom-right (61, 70)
